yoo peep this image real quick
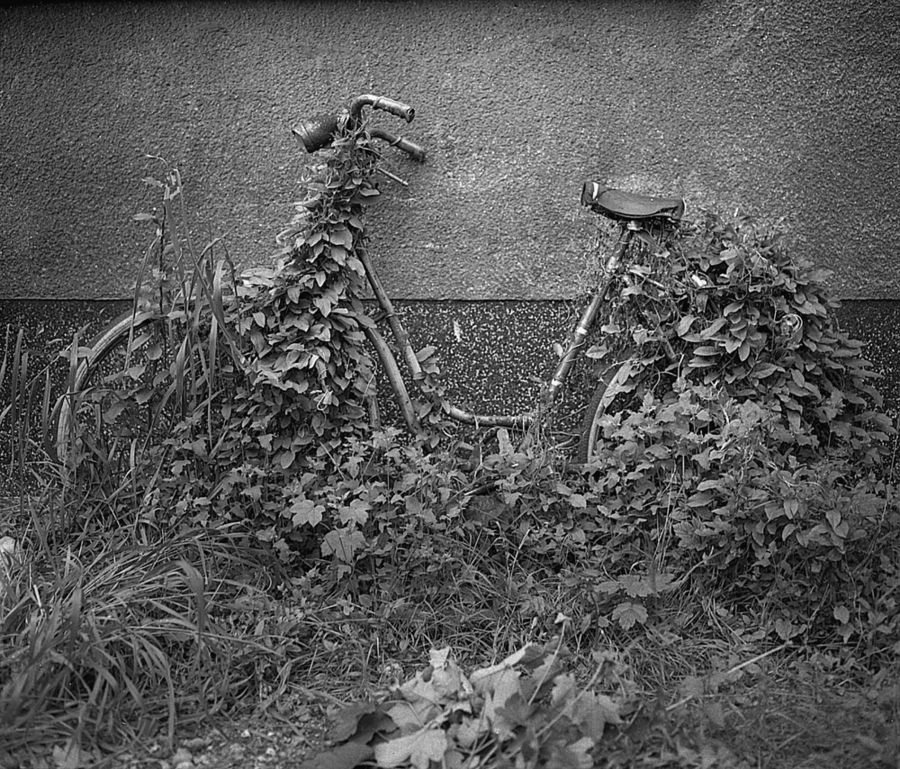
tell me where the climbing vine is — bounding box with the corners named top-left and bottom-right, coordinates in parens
top-left (148, 118), bottom-right (400, 555)
top-left (588, 210), bottom-right (893, 466)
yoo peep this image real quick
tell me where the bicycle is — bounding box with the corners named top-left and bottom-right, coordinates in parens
top-left (54, 93), bottom-right (685, 471)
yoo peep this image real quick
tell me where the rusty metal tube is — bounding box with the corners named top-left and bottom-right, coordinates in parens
top-left (362, 324), bottom-right (420, 433)
top-left (443, 403), bottom-right (534, 428)
top-left (547, 227), bottom-right (634, 399)
top-left (370, 128), bottom-right (426, 162)
top-left (293, 95), bottom-right (416, 154)
top-left (356, 244), bottom-right (425, 384)
top-left (348, 94), bottom-right (415, 123)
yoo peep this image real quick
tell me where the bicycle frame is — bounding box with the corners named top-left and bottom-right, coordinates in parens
top-left (295, 94), bottom-right (678, 435)
top-left (355, 224), bottom-right (638, 434)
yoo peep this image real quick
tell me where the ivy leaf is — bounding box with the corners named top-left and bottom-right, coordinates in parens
top-left (328, 226), bottom-right (353, 248)
top-left (277, 449), bottom-right (296, 469)
top-left (313, 295), bottom-right (334, 316)
top-left (321, 528), bottom-right (366, 562)
top-left (699, 317), bottom-right (727, 339)
top-left (569, 691), bottom-right (622, 738)
top-left (339, 498), bottom-right (370, 526)
top-left (675, 314), bottom-right (696, 337)
top-left (290, 498), bottom-right (324, 527)
top-left (751, 362), bottom-right (779, 379)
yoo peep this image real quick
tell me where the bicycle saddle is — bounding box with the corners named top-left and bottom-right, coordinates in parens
top-left (581, 181), bottom-right (685, 221)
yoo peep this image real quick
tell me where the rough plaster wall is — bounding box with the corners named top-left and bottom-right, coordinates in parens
top-left (1, 0), bottom-right (899, 301)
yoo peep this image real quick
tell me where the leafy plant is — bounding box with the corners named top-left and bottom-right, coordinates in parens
top-left (302, 639), bottom-right (624, 769)
top-left (588, 210), bottom-right (893, 466)
top-left (133, 119), bottom-right (423, 559)
top-left (58, 121), bottom-right (398, 558)
top-left (0, 527), bottom-right (294, 754)
top-left (579, 211), bottom-right (899, 647)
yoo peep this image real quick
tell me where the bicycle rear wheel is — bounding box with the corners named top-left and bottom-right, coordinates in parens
top-left (55, 310), bottom-right (178, 479)
top-left (576, 357), bottom-right (646, 464)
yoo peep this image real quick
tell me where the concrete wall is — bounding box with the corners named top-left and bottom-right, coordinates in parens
top-left (2, 0), bottom-right (899, 302)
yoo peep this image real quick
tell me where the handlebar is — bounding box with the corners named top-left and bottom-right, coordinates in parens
top-left (349, 94), bottom-right (414, 123)
top-left (370, 128), bottom-right (426, 162)
top-left (292, 94), bottom-right (422, 158)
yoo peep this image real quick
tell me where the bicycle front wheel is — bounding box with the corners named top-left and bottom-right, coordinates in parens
top-left (576, 357), bottom-right (645, 464)
top-left (55, 310), bottom-right (176, 477)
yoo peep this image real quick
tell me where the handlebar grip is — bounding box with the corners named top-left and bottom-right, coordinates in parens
top-left (370, 96), bottom-right (415, 123)
top-left (392, 136), bottom-right (426, 162)
top-left (370, 128), bottom-right (426, 162)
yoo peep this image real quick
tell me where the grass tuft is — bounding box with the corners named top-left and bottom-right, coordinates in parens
top-left (0, 520), bottom-right (294, 754)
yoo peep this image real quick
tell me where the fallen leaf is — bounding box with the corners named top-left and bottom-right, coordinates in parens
top-left (299, 740), bottom-right (373, 769)
top-left (51, 742), bottom-right (92, 769)
top-left (329, 701), bottom-right (380, 743)
top-left (374, 728), bottom-right (447, 769)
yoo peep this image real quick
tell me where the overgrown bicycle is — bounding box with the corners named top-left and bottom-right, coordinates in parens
top-left (54, 93), bottom-right (685, 469)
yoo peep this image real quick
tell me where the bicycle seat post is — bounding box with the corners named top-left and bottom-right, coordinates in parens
top-left (547, 225), bottom-right (637, 401)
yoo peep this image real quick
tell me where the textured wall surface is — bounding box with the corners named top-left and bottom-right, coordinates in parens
top-left (2, 0), bottom-right (899, 301)
top-left (2, 297), bottom-right (898, 433)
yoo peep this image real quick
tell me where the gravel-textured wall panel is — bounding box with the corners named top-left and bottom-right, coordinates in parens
top-left (1, 298), bottom-right (897, 482)
top-left (1, 1), bottom-right (898, 301)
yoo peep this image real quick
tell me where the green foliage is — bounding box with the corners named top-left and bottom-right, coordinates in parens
top-left (580, 210), bottom-right (899, 645)
top-left (0, 526), bottom-right (295, 754)
top-left (582, 380), bottom-right (900, 643)
top-left (9, 99), bottom-right (900, 767)
top-left (224, 122), bottom-right (380, 464)
top-left (154, 120), bottom-right (425, 558)
top-left (589, 210), bottom-right (893, 466)
top-left (46, 109), bottom-right (899, 688)
top-left (61, 122), bottom-right (395, 556)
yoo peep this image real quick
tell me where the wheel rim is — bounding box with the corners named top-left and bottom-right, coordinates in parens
top-left (582, 359), bottom-right (637, 463)
top-left (55, 312), bottom-right (173, 473)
